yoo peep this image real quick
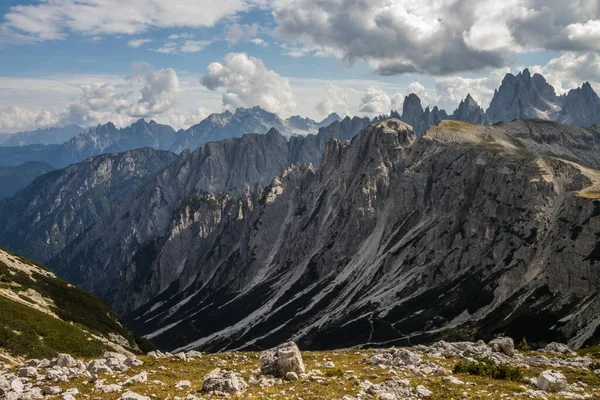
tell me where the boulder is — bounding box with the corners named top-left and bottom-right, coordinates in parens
top-left (88, 359), bottom-right (113, 375)
top-left (186, 350), bottom-right (202, 359)
top-left (543, 342), bottom-right (574, 355)
top-left (54, 354), bottom-right (77, 368)
top-left (489, 337), bottom-right (515, 357)
top-left (119, 391), bottom-right (151, 400)
top-left (259, 341), bottom-right (305, 377)
top-left (536, 370), bottom-right (567, 392)
top-left (202, 368), bottom-right (248, 395)
top-left (364, 379), bottom-right (418, 400)
top-left (391, 349), bottom-right (421, 367)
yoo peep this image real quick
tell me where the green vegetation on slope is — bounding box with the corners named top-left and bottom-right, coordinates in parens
top-left (0, 247), bottom-right (150, 359)
top-left (0, 296), bottom-right (106, 359)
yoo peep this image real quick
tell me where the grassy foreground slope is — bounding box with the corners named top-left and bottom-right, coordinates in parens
top-left (0, 247), bottom-right (151, 360)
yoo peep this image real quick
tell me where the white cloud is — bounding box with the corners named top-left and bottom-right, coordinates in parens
top-left (126, 68), bottom-right (181, 118)
top-left (1, 0), bottom-right (262, 41)
top-left (359, 87), bottom-right (392, 114)
top-left (536, 52), bottom-right (600, 94)
top-left (271, 0), bottom-right (600, 75)
top-left (200, 52), bottom-right (296, 114)
top-left (315, 85), bottom-right (352, 117)
top-left (127, 38), bottom-right (152, 48)
top-left (0, 106), bottom-right (59, 132)
top-left (153, 36), bottom-right (211, 54)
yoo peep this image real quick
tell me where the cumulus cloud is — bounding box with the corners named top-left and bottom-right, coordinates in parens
top-left (536, 52), bottom-right (600, 93)
top-left (359, 87), bottom-right (392, 114)
top-left (57, 68), bottom-right (181, 127)
top-left (315, 85), bottom-right (352, 117)
top-left (1, 0), bottom-right (262, 41)
top-left (272, 0), bottom-right (600, 75)
top-left (0, 106), bottom-right (59, 132)
top-left (127, 69), bottom-right (181, 117)
top-left (200, 52), bottom-right (296, 114)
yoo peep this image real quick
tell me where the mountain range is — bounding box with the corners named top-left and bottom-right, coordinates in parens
top-left (0, 69), bottom-right (600, 353)
top-left (0, 125), bottom-right (83, 147)
top-left (398, 69), bottom-right (600, 135)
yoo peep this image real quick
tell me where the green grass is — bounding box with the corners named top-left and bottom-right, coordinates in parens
top-left (453, 357), bottom-right (525, 382)
top-left (0, 296), bottom-right (106, 359)
top-left (0, 248), bottom-right (146, 358)
top-left (324, 368), bottom-right (345, 378)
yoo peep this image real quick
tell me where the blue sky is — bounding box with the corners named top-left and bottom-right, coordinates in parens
top-left (0, 0), bottom-right (598, 132)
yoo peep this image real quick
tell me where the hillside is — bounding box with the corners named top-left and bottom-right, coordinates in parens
top-left (0, 161), bottom-right (55, 199)
top-left (0, 247), bottom-right (147, 362)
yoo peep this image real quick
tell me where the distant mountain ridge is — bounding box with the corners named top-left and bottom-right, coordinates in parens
top-left (0, 125), bottom-right (83, 147)
top-left (0, 108), bottom-right (343, 168)
top-left (394, 69), bottom-right (600, 134)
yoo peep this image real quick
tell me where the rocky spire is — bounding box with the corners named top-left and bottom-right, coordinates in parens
top-left (453, 94), bottom-right (489, 125)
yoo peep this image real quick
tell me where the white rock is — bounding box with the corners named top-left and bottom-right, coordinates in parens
top-left (259, 341), bottom-right (305, 377)
top-left (18, 367), bottom-right (37, 378)
top-left (488, 337), bottom-right (515, 357)
top-left (544, 342), bottom-right (575, 355)
top-left (101, 384), bottom-right (123, 393)
top-left (202, 368), bottom-right (248, 395)
top-left (325, 361), bottom-right (335, 369)
top-left (123, 371), bottom-right (148, 385)
top-left (119, 391), bottom-right (151, 400)
top-left (415, 385), bottom-right (433, 397)
top-left (442, 376), bottom-right (464, 385)
top-left (185, 350), bottom-right (202, 359)
top-left (536, 370), bottom-right (568, 392)
top-left (175, 380), bottom-right (192, 390)
top-left (54, 354), bottom-right (77, 368)
top-left (285, 372), bottom-right (299, 381)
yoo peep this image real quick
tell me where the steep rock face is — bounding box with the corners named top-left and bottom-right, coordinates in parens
top-left (452, 94), bottom-right (489, 125)
top-left (0, 148), bottom-right (178, 263)
top-left (399, 95), bottom-right (448, 135)
top-left (486, 69), bottom-right (561, 123)
top-left (48, 119), bottom-right (373, 312)
top-left (557, 82), bottom-right (600, 127)
top-left (127, 119), bottom-right (600, 352)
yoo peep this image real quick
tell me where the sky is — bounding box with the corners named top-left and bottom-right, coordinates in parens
top-left (0, 0), bottom-right (598, 133)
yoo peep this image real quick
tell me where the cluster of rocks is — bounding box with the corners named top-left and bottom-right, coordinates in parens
top-left (366, 338), bottom-right (598, 399)
top-left (0, 352), bottom-right (143, 400)
top-left (1, 339), bottom-right (598, 400)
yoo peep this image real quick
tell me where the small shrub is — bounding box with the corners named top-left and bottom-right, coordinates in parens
top-left (135, 335), bottom-right (156, 353)
top-left (325, 368), bottom-right (345, 378)
top-left (518, 337), bottom-right (529, 351)
top-left (453, 357), bottom-right (524, 382)
top-left (590, 361), bottom-right (600, 371)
